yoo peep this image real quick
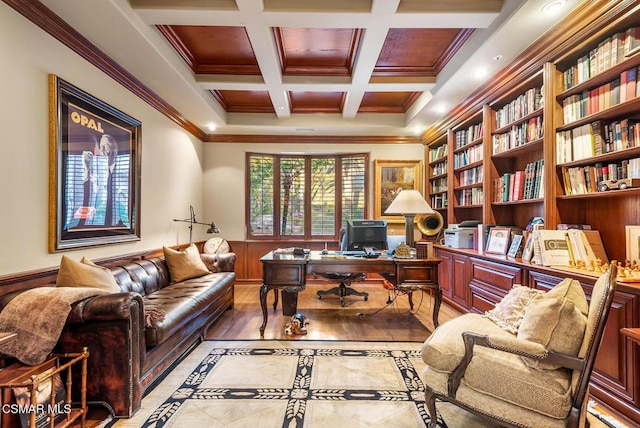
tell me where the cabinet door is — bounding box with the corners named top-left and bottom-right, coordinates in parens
top-left (451, 254), bottom-right (470, 311)
top-left (435, 248), bottom-right (452, 300)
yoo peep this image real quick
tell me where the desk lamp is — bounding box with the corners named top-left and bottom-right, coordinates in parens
top-left (384, 190), bottom-right (434, 248)
top-left (173, 205), bottom-right (220, 243)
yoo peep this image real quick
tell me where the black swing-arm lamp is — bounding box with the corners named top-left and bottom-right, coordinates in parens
top-left (173, 205), bottom-right (220, 243)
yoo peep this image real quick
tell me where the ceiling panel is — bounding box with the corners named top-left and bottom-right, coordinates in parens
top-left (358, 92), bottom-right (422, 113)
top-left (274, 27), bottom-right (362, 76)
top-left (373, 28), bottom-right (473, 77)
top-left (211, 90), bottom-right (275, 113)
top-left (289, 92), bottom-right (345, 114)
top-left (157, 25), bottom-right (260, 75)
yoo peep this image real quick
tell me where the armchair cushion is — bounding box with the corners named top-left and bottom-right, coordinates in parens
top-left (517, 278), bottom-right (588, 370)
top-left (463, 342), bottom-right (572, 419)
top-left (484, 284), bottom-right (542, 333)
top-left (422, 313), bottom-right (514, 373)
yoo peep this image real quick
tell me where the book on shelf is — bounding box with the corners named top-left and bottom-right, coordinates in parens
top-left (533, 229), bottom-right (573, 267)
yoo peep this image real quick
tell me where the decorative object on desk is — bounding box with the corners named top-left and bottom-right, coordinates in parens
top-left (284, 313), bottom-right (309, 335)
top-left (394, 242), bottom-right (412, 258)
top-left (416, 210), bottom-right (444, 243)
top-left (374, 159), bottom-right (422, 223)
top-left (173, 205), bottom-right (220, 243)
top-left (384, 189), bottom-right (434, 248)
top-left (48, 75), bottom-right (142, 252)
top-left (485, 227), bottom-right (511, 255)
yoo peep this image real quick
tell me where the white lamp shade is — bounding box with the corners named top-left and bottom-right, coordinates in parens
top-left (384, 189), bottom-right (434, 215)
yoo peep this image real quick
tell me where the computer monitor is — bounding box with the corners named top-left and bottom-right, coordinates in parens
top-left (345, 220), bottom-right (388, 251)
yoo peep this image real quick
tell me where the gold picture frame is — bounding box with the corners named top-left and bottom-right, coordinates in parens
top-left (374, 159), bottom-right (422, 223)
top-left (49, 75), bottom-right (142, 252)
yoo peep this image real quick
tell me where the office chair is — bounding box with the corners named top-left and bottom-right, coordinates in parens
top-left (315, 229), bottom-right (368, 307)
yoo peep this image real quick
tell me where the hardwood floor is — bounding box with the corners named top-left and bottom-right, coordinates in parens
top-left (207, 280), bottom-right (462, 341)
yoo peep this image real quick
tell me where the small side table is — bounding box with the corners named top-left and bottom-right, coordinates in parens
top-left (0, 348), bottom-right (89, 428)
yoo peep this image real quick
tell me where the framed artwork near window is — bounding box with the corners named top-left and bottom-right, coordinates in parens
top-left (486, 227), bottom-right (511, 255)
top-left (48, 75), bottom-right (142, 252)
top-left (374, 159), bottom-right (422, 223)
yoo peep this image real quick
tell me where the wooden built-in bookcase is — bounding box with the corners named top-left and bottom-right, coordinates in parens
top-left (422, 2), bottom-right (640, 425)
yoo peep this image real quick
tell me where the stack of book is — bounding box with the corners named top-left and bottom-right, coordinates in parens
top-left (492, 159), bottom-right (544, 202)
top-left (562, 26), bottom-right (640, 90)
top-left (560, 156), bottom-right (640, 195)
top-left (556, 118), bottom-right (640, 164)
top-left (532, 228), bottom-right (608, 267)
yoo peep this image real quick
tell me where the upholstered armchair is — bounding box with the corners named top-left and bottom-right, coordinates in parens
top-left (421, 264), bottom-right (617, 428)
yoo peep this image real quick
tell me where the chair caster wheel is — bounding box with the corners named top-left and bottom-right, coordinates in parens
top-left (317, 294), bottom-right (322, 300)
top-left (340, 299), bottom-right (345, 307)
top-left (364, 296), bottom-right (368, 301)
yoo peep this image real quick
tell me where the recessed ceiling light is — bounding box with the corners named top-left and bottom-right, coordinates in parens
top-left (277, 106), bottom-right (285, 110)
top-left (435, 105), bottom-right (448, 114)
top-left (207, 123), bottom-right (217, 132)
top-left (414, 126), bottom-right (425, 135)
top-left (475, 68), bottom-right (489, 79)
top-left (492, 54), bottom-right (503, 61)
top-left (542, 0), bottom-right (566, 15)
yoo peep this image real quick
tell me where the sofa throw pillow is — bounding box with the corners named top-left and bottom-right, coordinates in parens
top-left (163, 244), bottom-right (211, 282)
top-left (55, 255), bottom-right (121, 293)
top-left (517, 278), bottom-right (588, 370)
top-left (484, 284), bottom-right (543, 334)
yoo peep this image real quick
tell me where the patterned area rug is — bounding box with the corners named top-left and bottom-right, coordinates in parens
top-left (110, 340), bottom-right (448, 427)
top-left (108, 340), bottom-right (628, 428)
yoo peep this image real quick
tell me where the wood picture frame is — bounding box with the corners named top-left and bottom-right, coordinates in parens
top-left (521, 231), bottom-right (535, 261)
top-left (374, 159), bottom-right (422, 223)
top-left (486, 227), bottom-right (511, 255)
top-left (507, 234), bottom-right (524, 258)
top-left (625, 225), bottom-right (640, 263)
top-left (49, 75), bottom-right (142, 252)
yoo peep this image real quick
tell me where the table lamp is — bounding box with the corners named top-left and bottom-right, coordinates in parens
top-left (384, 189), bottom-right (434, 248)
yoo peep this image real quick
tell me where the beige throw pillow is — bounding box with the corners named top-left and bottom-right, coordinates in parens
top-left (163, 244), bottom-right (211, 282)
top-left (55, 255), bottom-right (121, 293)
top-left (517, 278), bottom-right (588, 370)
top-left (484, 284), bottom-right (543, 334)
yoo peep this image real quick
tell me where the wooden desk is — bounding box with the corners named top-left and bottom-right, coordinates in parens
top-left (259, 251), bottom-right (441, 337)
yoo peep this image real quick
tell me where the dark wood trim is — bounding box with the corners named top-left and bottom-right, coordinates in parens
top-left (3, 0), bottom-right (207, 141)
top-left (432, 28), bottom-right (475, 73)
top-left (156, 25), bottom-right (198, 71)
top-left (204, 134), bottom-right (421, 144)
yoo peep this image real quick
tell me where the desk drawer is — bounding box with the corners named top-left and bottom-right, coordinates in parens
top-left (263, 264), bottom-right (305, 285)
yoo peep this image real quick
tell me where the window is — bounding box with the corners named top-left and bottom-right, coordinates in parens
top-left (247, 153), bottom-right (368, 239)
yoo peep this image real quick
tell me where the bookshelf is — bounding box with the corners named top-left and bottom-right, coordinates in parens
top-left (427, 135), bottom-right (449, 220)
top-left (451, 117), bottom-right (484, 225)
top-left (488, 74), bottom-right (546, 228)
top-left (421, 3), bottom-right (640, 424)
top-left (552, 20), bottom-right (640, 263)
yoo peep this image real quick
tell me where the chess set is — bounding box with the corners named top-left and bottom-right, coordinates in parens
top-left (560, 259), bottom-right (640, 283)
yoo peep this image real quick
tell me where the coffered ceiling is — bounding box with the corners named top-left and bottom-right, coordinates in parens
top-left (32, 0), bottom-right (581, 140)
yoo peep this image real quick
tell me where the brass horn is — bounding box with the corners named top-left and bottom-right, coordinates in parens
top-left (416, 211), bottom-right (444, 237)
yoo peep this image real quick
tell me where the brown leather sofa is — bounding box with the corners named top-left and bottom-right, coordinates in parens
top-left (1, 252), bottom-right (235, 418)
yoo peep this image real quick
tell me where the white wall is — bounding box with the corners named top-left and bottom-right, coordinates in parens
top-left (203, 143), bottom-right (425, 241)
top-left (0, 4), bottom-right (206, 274)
